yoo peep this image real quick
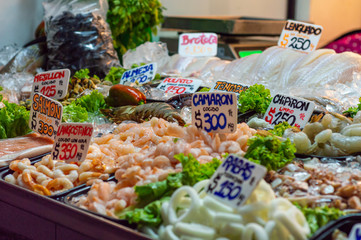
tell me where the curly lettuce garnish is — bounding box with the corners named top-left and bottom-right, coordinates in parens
top-left (268, 121), bottom-right (293, 137)
top-left (75, 90), bottom-right (107, 114)
top-left (343, 97), bottom-right (361, 118)
top-left (73, 68), bottom-right (99, 80)
top-left (62, 103), bottom-right (88, 123)
top-left (0, 89), bottom-right (31, 139)
top-left (294, 203), bottom-right (346, 236)
top-left (244, 134), bottom-right (296, 170)
top-left (238, 84), bottom-right (272, 114)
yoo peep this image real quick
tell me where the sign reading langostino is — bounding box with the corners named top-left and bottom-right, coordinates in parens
top-left (120, 63), bottom-right (157, 84)
top-left (205, 154), bottom-right (267, 208)
top-left (264, 94), bottom-right (315, 128)
top-left (32, 69), bottom-right (70, 99)
top-left (179, 33), bottom-right (218, 57)
top-left (192, 92), bottom-right (237, 133)
top-left (29, 93), bottom-right (63, 140)
top-left (278, 20), bottom-right (323, 53)
top-left (52, 123), bottom-right (94, 163)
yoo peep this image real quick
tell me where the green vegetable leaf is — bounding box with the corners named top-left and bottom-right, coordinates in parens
top-left (244, 134), bottom-right (296, 170)
top-left (198, 87), bottom-right (210, 92)
top-left (104, 67), bottom-right (127, 85)
top-left (294, 203), bottom-right (346, 235)
top-left (175, 153), bottom-right (221, 186)
top-left (62, 103), bottom-right (88, 123)
top-left (0, 97), bottom-right (31, 139)
top-left (268, 121), bottom-right (293, 137)
top-left (343, 97), bottom-right (361, 118)
top-left (75, 90), bottom-right (107, 114)
top-left (238, 84), bottom-right (272, 114)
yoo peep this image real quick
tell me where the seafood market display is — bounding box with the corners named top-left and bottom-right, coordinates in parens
top-left (2, 15), bottom-right (361, 238)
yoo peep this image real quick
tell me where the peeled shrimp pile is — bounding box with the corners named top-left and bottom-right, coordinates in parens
top-left (267, 159), bottom-right (361, 210)
top-left (143, 180), bottom-right (309, 240)
top-left (73, 117), bottom-right (256, 217)
top-left (214, 46), bottom-right (361, 112)
top-left (4, 155), bottom-right (109, 196)
top-left (284, 111), bottom-right (361, 156)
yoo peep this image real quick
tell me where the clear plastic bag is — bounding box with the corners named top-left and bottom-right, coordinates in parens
top-left (43, 0), bottom-right (120, 78)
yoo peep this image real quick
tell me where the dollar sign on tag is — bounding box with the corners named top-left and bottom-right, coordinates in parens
top-left (194, 110), bottom-right (202, 129)
top-left (53, 142), bottom-right (60, 159)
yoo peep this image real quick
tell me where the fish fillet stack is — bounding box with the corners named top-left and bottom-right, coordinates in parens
top-left (214, 46), bottom-right (361, 112)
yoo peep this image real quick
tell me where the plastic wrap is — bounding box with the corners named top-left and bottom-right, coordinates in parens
top-left (43, 0), bottom-right (120, 78)
top-left (122, 42), bottom-right (170, 74)
top-left (216, 46), bottom-right (361, 112)
top-left (0, 44), bottom-right (19, 66)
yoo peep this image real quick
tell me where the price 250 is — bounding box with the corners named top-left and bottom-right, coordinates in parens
top-left (265, 107), bottom-right (296, 125)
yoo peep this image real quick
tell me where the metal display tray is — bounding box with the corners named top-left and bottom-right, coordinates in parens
top-left (162, 16), bottom-right (286, 36)
top-left (0, 178), bottom-right (150, 240)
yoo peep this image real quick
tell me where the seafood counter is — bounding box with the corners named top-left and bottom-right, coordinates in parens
top-left (2, 41), bottom-right (361, 240)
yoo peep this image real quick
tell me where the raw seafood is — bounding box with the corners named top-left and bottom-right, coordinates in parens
top-left (267, 158), bottom-right (361, 210)
top-left (101, 103), bottom-right (186, 126)
top-left (283, 112), bottom-right (361, 156)
top-left (143, 179), bottom-right (309, 240)
top-left (73, 118), bottom-right (257, 217)
top-left (0, 133), bottom-right (53, 167)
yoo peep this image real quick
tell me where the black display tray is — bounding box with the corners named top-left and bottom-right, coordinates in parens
top-left (309, 213), bottom-right (361, 240)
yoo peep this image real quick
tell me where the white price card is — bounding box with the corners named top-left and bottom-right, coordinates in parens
top-left (210, 80), bottom-right (249, 95)
top-left (29, 93), bottom-right (63, 140)
top-left (349, 223), bottom-right (361, 240)
top-left (51, 123), bottom-right (94, 163)
top-left (120, 63), bottom-right (157, 84)
top-left (205, 154), bottom-right (267, 208)
top-left (179, 33), bottom-right (218, 57)
top-left (32, 69), bottom-right (70, 99)
top-left (263, 93), bottom-right (315, 129)
top-left (192, 92), bottom-right (237, 133)
top-left (278, 20), bottom-right (323, 53)
top-left (157, 77), bottom-right (202, 94)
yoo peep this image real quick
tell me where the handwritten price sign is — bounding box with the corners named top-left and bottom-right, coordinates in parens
top-left (52, 123), bottom-right (94, 163)
top-left (29, 93), bottom-right (63, 140)
top-left (210, 80), bottom-right (249, 95)
top-left (32, 69), bottom-right (70, 99)
top-left (120, 63), bottom-right (157, 84)
top-left (157, 77), bottom-right (202, 94)
top-left (206, 154), bottom-right (267, 208)
top-left (179, 33), bottom-right (218, 57)
top-left (278, 20), bottom-right (323, 53)
top-left (264, 94), bottom-right (315, 128)
top-left (192, 92), bottom-right (237, 133)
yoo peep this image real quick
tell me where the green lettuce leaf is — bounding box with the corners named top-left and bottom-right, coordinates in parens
top-left (238, 84), bottom-right (272, 114)
top-left (62, 103), bottom-right (88, 123)
top-left (343, 97), bottom-right (361, 118)
top-left (75, 90), bottom-right (107, 114)
top-left (294, 203), bottom-right (346, 235)
top-left (268, 121), bottom-right (293, 137)
top-left (244, 134), bottom-right (296, 170)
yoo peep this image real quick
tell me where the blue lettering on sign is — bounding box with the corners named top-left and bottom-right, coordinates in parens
top-left (356, 228), bottom-right (361, 240)
top-left (193, 93), bottom-right (234, 107)
top-left (121, 63), bottom-right (155, 82)
top-left (221, 155), bottom-right (255, 180)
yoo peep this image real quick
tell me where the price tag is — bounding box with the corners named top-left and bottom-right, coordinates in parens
top-left (278, 20), bottom-right (323, 52)
top-left (349, 224), bottom-right (361, 240)
top-left (263, 94), bottom-right (315, 128)
top-left (179, 33), bottom-right (218, 57)
top-left (192, 92), bottom-right (237, 133)
top-left (51, 123), bottom-right (94, 163)
top-left (205, 154), bottom-right (267, 208)
top-left (120, 63), bottom-right (157, 84)
top-left (32, 69), bottom-right (70, 99)
top-left (29, 93), bottom-right (63, 140)
top-left (210, 80), bottom-right (249, 95)
top-left (157, 77), bottom-right (202, 94)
